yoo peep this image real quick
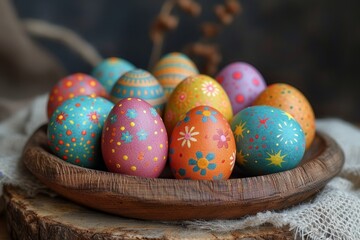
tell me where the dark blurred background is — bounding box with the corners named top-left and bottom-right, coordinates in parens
top-left (3, 0), bottom-right (360, 122)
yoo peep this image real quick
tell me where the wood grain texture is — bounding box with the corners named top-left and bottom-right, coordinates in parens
top-left (22, 124), bottom-right (344, 221)
top-left (3, 185), bottom-right (294, 240)
top-left (0, 213), bottom-right (10, 240)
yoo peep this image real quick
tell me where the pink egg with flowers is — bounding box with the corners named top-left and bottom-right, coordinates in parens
top-left (216, 62), bottom-right (267, 114)
top-left (101, 98), bottom-right (168, 178)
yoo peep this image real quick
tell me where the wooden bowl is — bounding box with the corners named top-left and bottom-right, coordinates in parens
top-left (22, 124), bottom-right (344, 221)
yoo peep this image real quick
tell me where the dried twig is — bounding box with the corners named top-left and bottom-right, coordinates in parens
top-left (149, 0), bottom-right (242, 75)
top-left (184, 0), bottom-right (242, 75)
top-left (148, 0), bottom-right (201, 70)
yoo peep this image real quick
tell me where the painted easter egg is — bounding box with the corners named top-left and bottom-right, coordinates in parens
top-left (231, 106), bottom-right (305, 176)
top-left (47, 73), bottom-right (108, 119)
top-left (152, 52), bottom-right (199, 99)
top-left (169, 106), bottom-right (236, 180)
top-left (91, 57), bottom-right (135, 93)
top-left (47, 96), bottom-right (114, 169)
top-left (101, 98), bottom-right (168, 178)
top-left (252, 83), bottom-right (315, 149)
top-left (110, 69), bottom-right (166, 114)
top-left (164, 74), bottom-right (233, 135)
top-left (216, 62), bottom-right (266, 115)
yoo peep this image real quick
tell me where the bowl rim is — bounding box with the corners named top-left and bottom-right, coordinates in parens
top-left (22, 124), bottom-right (345, 220)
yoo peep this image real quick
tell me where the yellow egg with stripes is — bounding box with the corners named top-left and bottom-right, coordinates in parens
top-left (110, 69), bottom-right (166, 115)
top-left (152, 52), bottom-right (198, 99)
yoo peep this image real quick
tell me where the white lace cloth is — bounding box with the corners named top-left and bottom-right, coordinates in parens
top-left (0, 94), bottom-right (359, 239)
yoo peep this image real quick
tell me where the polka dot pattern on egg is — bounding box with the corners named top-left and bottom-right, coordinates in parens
top-left (216, 62), bottom-right (266, 115)
top-left (252, 83), bottom-right (316, 149)
top-left (47, 73), bottom-right (108, 119)
top-left (102, 98), bottom-right (168, 178)
top-left (47, 96), bottom-right (114, 169)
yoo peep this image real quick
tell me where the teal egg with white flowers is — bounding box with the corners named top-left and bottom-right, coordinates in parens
top-left (230, 105), bottom-right (305, 176)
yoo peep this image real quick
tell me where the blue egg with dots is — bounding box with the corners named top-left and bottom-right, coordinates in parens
top-left (110, 69), bottom-right (166, 115)
top-left (230, 105), bottom-right (305, 176)
top-left (47, 96), bottom-right (114, 169)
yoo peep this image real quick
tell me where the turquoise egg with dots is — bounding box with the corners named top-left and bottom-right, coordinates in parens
top-left (47, 96), bottom-right (114, 169)
top-left (92, 57), bottom-right (136, 93)
top-left (110, 69), bottom-right (166, 115)
top-left (230, 105), bottom-right (305, 176)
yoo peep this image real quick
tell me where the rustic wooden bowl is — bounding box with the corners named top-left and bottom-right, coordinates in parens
top-left (22, 124), bottom-right (344, 221)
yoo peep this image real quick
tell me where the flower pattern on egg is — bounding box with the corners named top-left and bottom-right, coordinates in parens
top-left (213, 129), bottom-right (231, 149)
top-left (126, 109), bottom-right (137, 119)
top-left (121, 131), bottom-right (133, 143)
top-left (196, 107), bottom-right (217, 123)
top-left (169, 106), bottom-right (236, 180)
top-left (201, 81), bottom-right (219, 97)
top-left (88, 111), bottom-right (100, 124)
top-left (164, 74), bottom-right (233, 135)
top-left (102, 98), bottom-right (168, 178)
top-left (136, 129), bottom-right (148, 141)
top-left (189, 151), bottom-right (217, 176)
top-left (212, 173), bottom-right (224, 180)
top-left (177, 126), bottom-right (199, 148)
top-left (56, 112), bottom-right (68, 125)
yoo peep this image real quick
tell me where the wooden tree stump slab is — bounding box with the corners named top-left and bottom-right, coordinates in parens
top-left (3, 185), bottom-right (294, 240)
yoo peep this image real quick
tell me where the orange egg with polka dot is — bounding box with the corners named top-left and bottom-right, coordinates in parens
top-left (252, 83), bottom-right (315, 149)
top-left (101, 98), bottom-right (168, 178)
top-left (47, 73), bottom-right (108, 119)
top-left (169, 106), bottom-right (236, 180)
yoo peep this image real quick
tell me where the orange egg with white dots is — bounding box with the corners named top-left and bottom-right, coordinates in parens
top-left (252, 83), bottom-right (315, 149)
top-left (47, 73), bottom-right (109, 119)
